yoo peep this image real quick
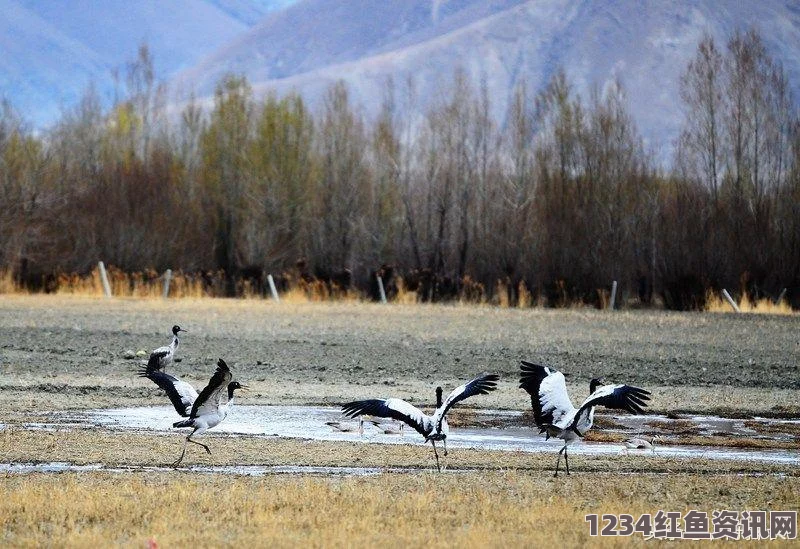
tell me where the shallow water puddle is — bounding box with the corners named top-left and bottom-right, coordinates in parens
top-left (43, 405), bottom-right (800, 466)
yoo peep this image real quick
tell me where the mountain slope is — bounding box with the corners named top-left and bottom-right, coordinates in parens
top-left (175, 0), bottom-right (800, 155)
top-left (0, 0), bottom-right (109, 125)
top-left (1, 0), bottom-right (291, 126)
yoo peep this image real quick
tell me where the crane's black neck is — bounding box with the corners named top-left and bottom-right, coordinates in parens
top-left (435, 387), bottom-right (443, 408)
top-left (227, 383), bottom-right (237, 400)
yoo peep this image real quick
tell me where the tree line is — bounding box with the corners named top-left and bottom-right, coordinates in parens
top-left (1, 29), bottom-right (798, 308)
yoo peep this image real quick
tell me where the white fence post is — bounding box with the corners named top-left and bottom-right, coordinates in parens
top-left (721, 289), bottom-right (740, 313)
top-left (609, 280), bottom-right (618, 310)
top-left (162, 269), bottom-right (172, 298)
top-left (98, 261), bottom-right (111, 298)
top-left (267, 274), bottom-right (280, 302)
top-left (377, 275), bottom-right (388, 304)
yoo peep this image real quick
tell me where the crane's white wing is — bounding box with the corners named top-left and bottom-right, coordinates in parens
top-left (576, 384), bottom-right (651, 415)
top-left (519, 361), bottom-right (576, 430)
top-left (570, 383), bottom-right (651, 435)
top-left (342, 398), bottom-right (430, 437)
top-left (190, 359), bottom-right (232, 418)
top-left (433, 373), bottom-right (499, 431)
top-left (139, 368), bottom-right (198, 416)
top-left (147, 346), bottom-right (172, 370)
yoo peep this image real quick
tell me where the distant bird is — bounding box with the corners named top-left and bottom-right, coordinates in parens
top-left (147, 325), bottom-right (185, 372)
top-left (325, 420), bottom-right (364, 434)
top-left (519, 361), bottom-right (651, 477)
top-left (342, 373), bottom-right (499, 471)
top-left (139, 357), bottom-right (245, 466)
top-left (369, 420), bottom-right (405, 435)
top-left (621, 435), bottom-right (662, 455)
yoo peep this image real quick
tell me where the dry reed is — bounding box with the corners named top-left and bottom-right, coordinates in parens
top-left (704, 290), bottom-right (794, 315)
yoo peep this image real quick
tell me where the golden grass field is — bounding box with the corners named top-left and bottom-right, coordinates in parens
top-left (2, 472), bottom-right (798, 548)
top-left (0, 295), bottom-right (798, 547)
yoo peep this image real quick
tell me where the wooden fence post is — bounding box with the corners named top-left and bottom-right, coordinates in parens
top-left (267, 274), bottom-right (280, 302)
top-left (721, 289), bottom-right (740, 313)
top-left (609, 280), bottom-right (618, 310)
top-left (98, 261), bottom-right (111, 298)
top-left (377, 275), bottom-right (388, 304)
top-left (162, 269), bottom-right (172, 298)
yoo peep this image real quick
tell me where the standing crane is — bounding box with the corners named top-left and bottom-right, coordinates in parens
top-left (147, 325), bottom-right (185, 372)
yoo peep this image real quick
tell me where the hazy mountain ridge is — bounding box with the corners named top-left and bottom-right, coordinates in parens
top-left (2, 0), bottom-right (799, 155)
top-left (176, 0), bottom-right (800, 156)
top-left (1, 0), bottom-right (290, 126)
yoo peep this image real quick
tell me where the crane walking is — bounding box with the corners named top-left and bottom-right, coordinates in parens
top-left (140, 357), bottom-right (244, 466)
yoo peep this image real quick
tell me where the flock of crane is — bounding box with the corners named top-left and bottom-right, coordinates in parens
top-left (140, 325), bottom-right (652, 474)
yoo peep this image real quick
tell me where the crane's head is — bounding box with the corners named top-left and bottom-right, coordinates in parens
top-left (435, 386), bottom-right (443, 408)
top-left (228, 381), bottom-right (247, 392)
top-left (589, 377), bottom-right (605, 394)
top-left (172, 325), bottom-right (186, 335)
top-left (227, 381), bottom-right (247, 399)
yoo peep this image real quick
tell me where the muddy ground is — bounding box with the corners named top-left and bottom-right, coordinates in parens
top-left (2, 295), bottom-right (798, 549)
top-left (0, 295), bottom-right (799, 416)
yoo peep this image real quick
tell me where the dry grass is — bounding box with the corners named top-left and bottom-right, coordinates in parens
top-left (4, 267), bottom-right (797, 314)
top-left (705, 290), bottom-right (795, 315)
top-left (0, 471), bottom-right (797, 547)
top-left (50, 267), bottom-right (209, 299)
top-left (743, 420), bottom-right (800, 437)
top-left (677, 434), bottom-right (800, 450)
top-left (392, 278), bottom-right (418, 304)
top-left (0, 270), bottom-right (18, 294)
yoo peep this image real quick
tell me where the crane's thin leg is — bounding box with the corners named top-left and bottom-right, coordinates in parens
top-left (187, 436), bottom-right (211, 455)
top-left (564, 446), bottom-right (570, 475)
top-left (431, 440), bottom-right (441, 472)
top-left (443, 438), bottom-right (448, 456)
top-left (554, 445), bottom-right (566, 477)
top-left (172, 429), bottom-right (195, 467)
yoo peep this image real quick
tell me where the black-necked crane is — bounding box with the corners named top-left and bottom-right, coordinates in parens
top-left (140, 357), bottom-right (244, 466)
top-left (369, 420), bottom-right (405, 435)
top-left (147, 325), bottom-right (185, 372)
top-left (519, 360), bottom-right (651, 477)
top-left (621, 434), bottom-right (662, 455)
top-left (341, 373), bottom-right (499, 471)
top-left (325, 420), bottom-right (364, 434)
